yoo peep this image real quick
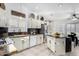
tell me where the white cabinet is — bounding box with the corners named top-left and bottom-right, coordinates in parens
top-left (8, 18), bottom-right (18, 27)
top-left (56, 38), bottom-right (65, 55)
top-left (30, 36), bottom-right (37, 47)
top-left (14, 28), bottom-right (19, 32)
top-left (36, 35), bottom-right (43, 45)
top-left (8, 27), bottom-right (19, 32)
top-left (0, 17), bottom-right (7, 27)
top-left (12, 37), bottom-right (23, 51)
top-left (8, 27), bottom-right (14, 32)
top-left (28, 19), bottom-right (32, 28)
top-left (36, 20), bottom-right (41, 28)
top-left (47, 36), bottom-right (52, 49)
top-left (18, 19), bottom-right (26, 32)
top-left (39, 35), bottom-right (43, 44)
top-left (47, 36), bottom-right (65, 55)
top-left (22, 37), bottom-right (30, 49)
top-left (11, 36), bottom-right (29, 51)
top-left (20, 27), bottom-right (26, 32)
top-left (36, 35), bottom-right (41, 45)
top-left (18, 19), bottom-right (26, 28)
top-left (28, 19), bottom-right (42, 28)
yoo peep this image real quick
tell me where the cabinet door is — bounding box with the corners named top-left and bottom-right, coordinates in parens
top-left (31, 19), bottom-right (35, 28)
top-left (28, 19), bottom-right (32, 28)
top-left (22, 37), bottom-right (30, 49)
top-left (37, 20), bottom-right (41, 28)
top-left (18, 19), bottom-right (25, 27)
top-left (15, 27), bottom-right (19, 32)
top-left (25, 37), bottom-right (30, 48)
top-left (9, 19), bottom-right (18, 27)
top-left (12, 38), bottom-right (23, 51)
top-left (55, 38), bottom-right (65, 55)
top-left (36, 35), bottom-right (41, 44)
top-left (8, 27), bottom-right (13, 32)
top-left (30, 36), bottom-right (37, 47)
top-left (0, 15), bottom-right (7, 27)
top-left (47, 36), bottom-right (51, 48)
top-left (50, 38), bottom-right (55, 53)
top-left (40, 35), bottom-right (43, 44)
top-left (36, 35), bottom-right (43, 45)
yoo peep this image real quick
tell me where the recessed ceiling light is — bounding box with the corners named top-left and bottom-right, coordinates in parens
top-left (58, 3), bottom-right (63, 7)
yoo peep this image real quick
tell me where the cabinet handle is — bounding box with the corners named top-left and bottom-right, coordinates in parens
top-left (55, 51), bottom-right (56, 53)
top-left (55, 42), bottom-right (56, 45)
top-left (49, 40), bottom-right (51, 44)
top-left (63, 41), bottom-right (64, 44)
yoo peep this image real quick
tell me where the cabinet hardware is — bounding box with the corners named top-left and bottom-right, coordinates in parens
top-left (49, 40), bottom-right (51, 44)
top-left (55, 42), bottom-right (56, 44)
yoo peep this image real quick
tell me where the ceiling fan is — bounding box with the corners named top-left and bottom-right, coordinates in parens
top-left (67, 9), bottom-right (79, 20)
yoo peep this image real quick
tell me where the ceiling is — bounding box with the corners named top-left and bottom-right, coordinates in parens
top-left (21, 3), bottom-right (79, 21)
top-left (5, 3), bottom-right (79, 22)
top-left (22, 3), bottom-right (79, 13)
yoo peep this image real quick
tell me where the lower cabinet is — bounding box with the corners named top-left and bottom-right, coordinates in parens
top-left (47, 36), bottom-right (52, 50)
top-left (47, 36), bottom-right (65, 55)
top-left (29, 36), bottom-right (37, 47)
top-left (11, 36), bottom-right (30, 51)
top-left (12, 37), bottom-right (23, 51)
top-left (36, 35), bottom-right (43, 45)
top-left (36, 35), bottom-right (41, 45)
top-left (55, 38), bottom-right (65, 55)
top-left (22, 37), bottom-right (30, 49)
top-left (11, 35), bottom-right (43, 51)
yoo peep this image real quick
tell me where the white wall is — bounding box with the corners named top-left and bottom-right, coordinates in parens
top-left (53, 21), bottom-right (66, 34)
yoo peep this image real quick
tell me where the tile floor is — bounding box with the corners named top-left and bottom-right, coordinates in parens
top-left (12, 43), bottom-right (79, 56)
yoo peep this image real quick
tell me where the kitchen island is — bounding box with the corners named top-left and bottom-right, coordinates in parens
top-left (46, 35), bottom-right (66, 55)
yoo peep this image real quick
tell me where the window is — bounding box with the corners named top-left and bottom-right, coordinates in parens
top-left (11, 10), bottom-right (26, 18)
top-left (0, 3), bottom-right (5, 10)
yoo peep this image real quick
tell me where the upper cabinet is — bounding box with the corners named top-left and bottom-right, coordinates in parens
top-left (28, 13), bottom-right (45, 28)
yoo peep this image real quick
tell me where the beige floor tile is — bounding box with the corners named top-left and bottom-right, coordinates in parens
top-left (12, 43), bottom-right (79, 56)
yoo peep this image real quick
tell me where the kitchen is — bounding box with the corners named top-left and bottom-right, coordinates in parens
top-left (0, 3), bottom-right (79, 56)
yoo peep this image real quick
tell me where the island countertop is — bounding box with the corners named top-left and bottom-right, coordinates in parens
top-left (46, 35), bottom-right (66, 38)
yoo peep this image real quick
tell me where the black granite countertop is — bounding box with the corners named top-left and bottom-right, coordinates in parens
top-left (46, 35), bottom-right (66, 38)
